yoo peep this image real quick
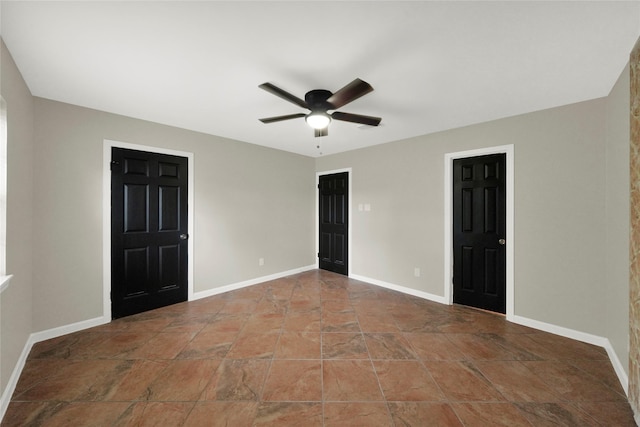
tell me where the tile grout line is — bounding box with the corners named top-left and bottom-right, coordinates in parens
top-left (319, 277), bottom-right (326, 427)
top-left (351, 290), bottom-right (395, 425)
top-left (5, 270), bottom-right (635, 426)
top-left (319, 278), bottom-right (325, 427)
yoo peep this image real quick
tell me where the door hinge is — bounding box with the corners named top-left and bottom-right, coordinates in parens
top-left (317, 252), bottom-right (320, 258)
top-left (110, 160), bottom-right (120, 171)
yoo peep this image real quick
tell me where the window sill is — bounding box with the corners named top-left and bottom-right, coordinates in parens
top-left (0, 274), bottom-right (12, 294)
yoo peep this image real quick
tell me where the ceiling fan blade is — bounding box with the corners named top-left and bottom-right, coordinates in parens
top-left (314, 127), bottom-right (328, 138)
top-left (259, 83), bottom-right (309, 109)
top-left (331, 111), bottom-right (381, 127)
top-left (259, 113), bottom-right (306, 124)
top-left (326, 78), bottom-right (374, 109)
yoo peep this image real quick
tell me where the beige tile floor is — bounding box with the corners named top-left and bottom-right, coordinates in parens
top-left (1, 269), bottom-right (636, 426)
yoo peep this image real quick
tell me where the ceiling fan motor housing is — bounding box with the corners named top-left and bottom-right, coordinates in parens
top-left (305, 89), bottom-right (333, 111)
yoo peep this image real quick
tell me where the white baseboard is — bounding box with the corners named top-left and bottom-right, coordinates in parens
top-left (509, 314), bottom-right (610, 347)
top-left (2, 269), bottom-right (631, 422)
top-left (606, 343), bottom-right (629, 396)
top-left (1, 265), bottom-right (319, 422)
top-left (350, 274), bottom-right (449, 305)
top-left (30, 315), bottom-right (111, 344)
top-left (0, 315), bottom-right (110, 421)
top-left (192, 265), bottom-right (316, 301)
top-left (510, 314), bottom-right (628, 395)
top-left (345, 274), bottom-right (630, 397)
top-left (0, 333), bottom-right (33, 421)
top-left (346, 275), bottom-right (629, 396)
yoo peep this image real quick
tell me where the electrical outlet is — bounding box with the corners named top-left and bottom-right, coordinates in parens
top-left (259, 258), bottom-right (264, 266)
top-left (414, 267), bottom-right (420, 277)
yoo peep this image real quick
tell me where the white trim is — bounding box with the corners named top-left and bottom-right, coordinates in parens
top-left (0, 334), bottom-right (33, 420)
top-left (355, 271), bottom-right (629, 396)
top-left (0, 268), bottom-right (629, 422)
top-left (102, 140), bottom-right (195, 321)
top-left (349, 269), bottom-right (629, 397)
top-left (315, 168), bottom-right (353, 276)
top-left (0, 264), bottom-right (312, 421)
top-left (607, 345), bottom-right (629, 396)
top-left (192, 264), bottom-right (316, 300)
top-left (30, 316), bottom-right (110, 343)
top-left (444, 145), bottom-right (515, 318)
top-left (0, 274), bottom-right (12, 293)
top-left (0, 315), bottom-right (109, 421)
top-left (511, 314), bottom-right (628, 396)
top-left (350, 273), bottom-right (448, 305)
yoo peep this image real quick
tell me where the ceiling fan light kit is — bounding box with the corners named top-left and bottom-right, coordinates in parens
top-left (305, 112), bottom-right (331, 130)
top-left (259, 78), bottom-right (382, 137)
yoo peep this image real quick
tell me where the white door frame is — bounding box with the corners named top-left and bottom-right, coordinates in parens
top-left (444, 145), bottom-right (514, 319)
top-left (316, 168), bottom-right (352, 276)
top-left (102, 139), bottom-right (195, 321)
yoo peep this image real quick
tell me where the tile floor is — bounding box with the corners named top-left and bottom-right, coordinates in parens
top-left (1, 269), bottom-right (636, 426)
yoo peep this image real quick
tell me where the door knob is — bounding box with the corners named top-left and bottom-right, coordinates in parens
top-left (498, 238), bottom-right (506, 245)
top-left (180, 233), bottom-right (189, 240)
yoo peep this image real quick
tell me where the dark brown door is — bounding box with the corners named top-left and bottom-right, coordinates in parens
top-left (111, 148), bottom-right (188, 319)
top-left (319, 172), bottom-right (348, 275)
top-left (453, 154), bottom-right (506, 313)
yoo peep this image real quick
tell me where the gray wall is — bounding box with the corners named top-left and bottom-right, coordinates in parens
top-left (606, 64), bottom-right (631, 372)
top-left (316, 93), bottom-right (622, 349)
top-left (31, 98), bottom-right (316, 331)
top-left (0, 36), bottom-right (632, 400)
top-left (1, 41), bottom-right (35, 393)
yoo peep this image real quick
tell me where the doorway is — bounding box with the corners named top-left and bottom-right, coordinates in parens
top-left (444, 145), bottom-right (514, 318)
top-left (452, 154), bottom-right (506, 313)
top-left (318, 171), bottom-right (349, 275)
top-left (110, 147), bottom-right (189, 318)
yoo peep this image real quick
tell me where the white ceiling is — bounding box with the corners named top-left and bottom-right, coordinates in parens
top-left (1, 1), bottom-right (639, 158)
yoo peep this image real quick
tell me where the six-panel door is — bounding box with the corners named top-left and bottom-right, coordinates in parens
top-left (111, 148), bottom-right (188, 319)
top-left (319, 172), bottom-right (348, 275)
top-left (453, 154), bottom-right (506, 313)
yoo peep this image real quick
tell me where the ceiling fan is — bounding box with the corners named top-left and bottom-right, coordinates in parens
top-left (258, 78), bottom-right (382, 137)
